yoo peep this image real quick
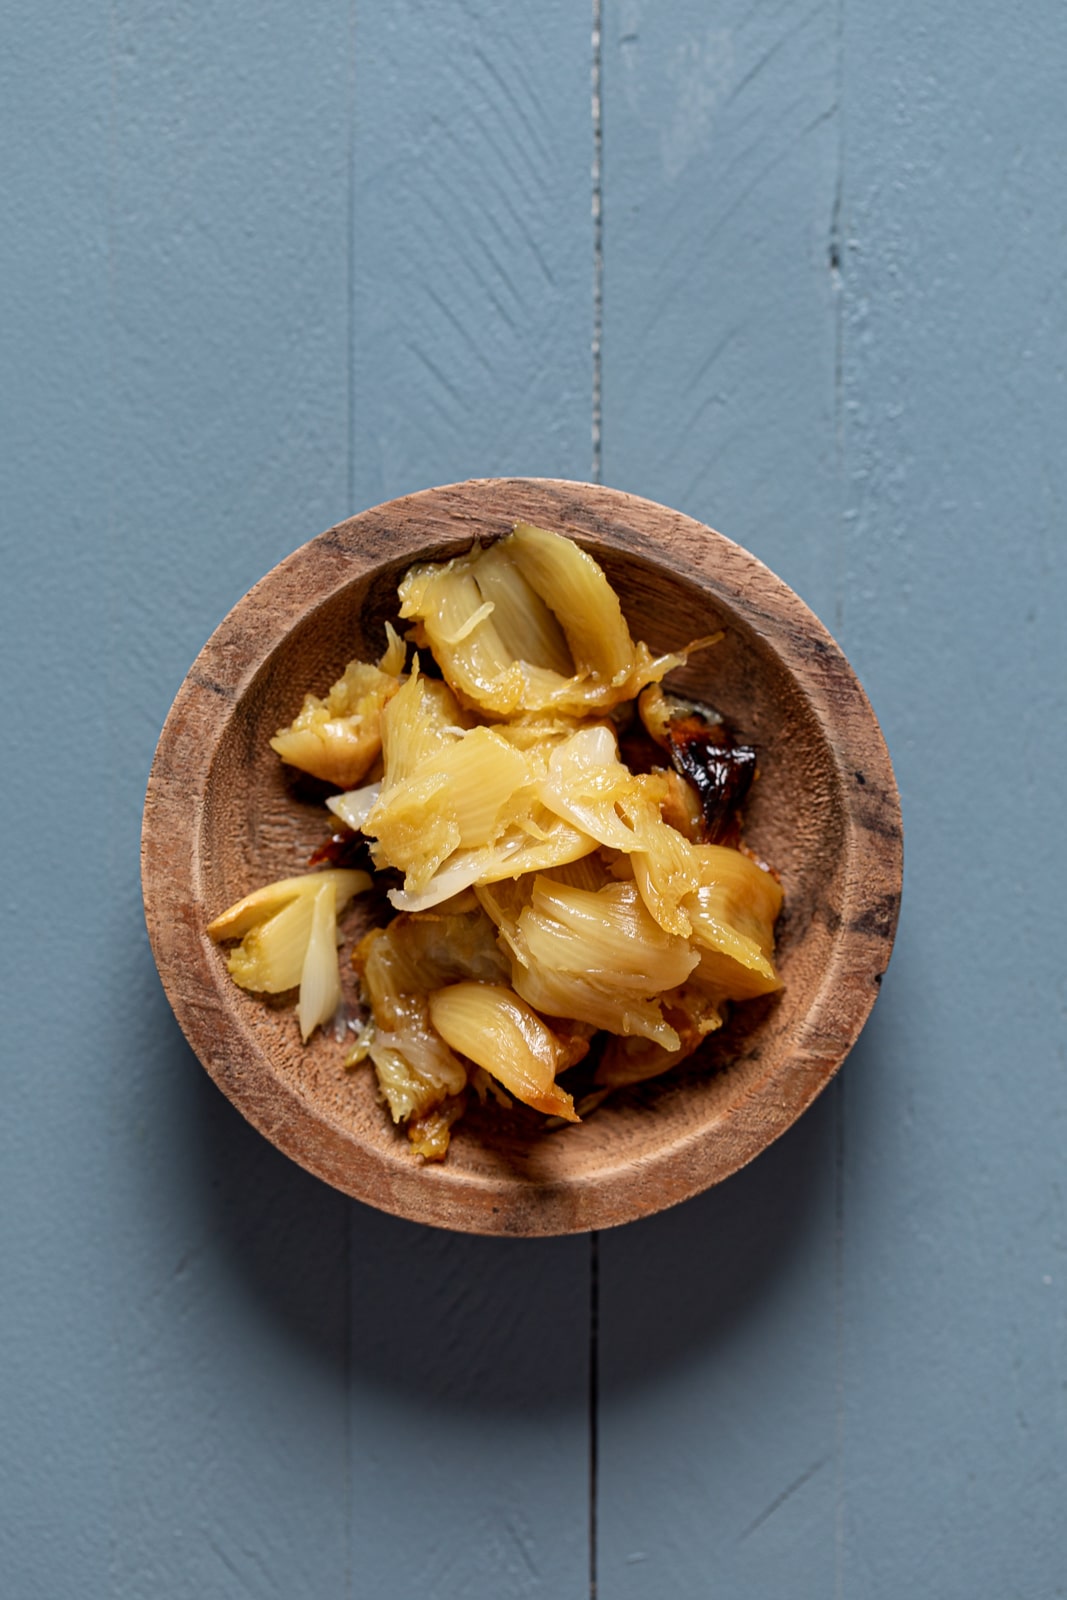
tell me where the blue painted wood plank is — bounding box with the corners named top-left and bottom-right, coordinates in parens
top-left (347, 5), bottom-right (595, 1593)
top-left (107, 5), bottom-right (361, 1588)
top-left (350, 0), bottom-right (596, 502)
top-left (5, 4), bottom-right (598, 1595)
top-left (4, 4), bottom-right (357, 1595)
top-left (598, 0), bottom-right (1067, 1595)
top-left (595, 2), bottom-right (844, 1594)
top-left (108, 0), bottom-right (356, 690)
top-left (1, 10), bottom-right (116, 1594)
top-left (599, 0), bottom-right (842, 611)
top-left (836, 4), bottom-right (1067, 1594)
top-left (347, 1217), bottom-right (590, 1596)
top-left (596, 1110), bottom-right (842, 1593)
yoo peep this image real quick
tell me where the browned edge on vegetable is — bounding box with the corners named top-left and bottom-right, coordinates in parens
top-left (141, 478), bottom-right (903, 1237)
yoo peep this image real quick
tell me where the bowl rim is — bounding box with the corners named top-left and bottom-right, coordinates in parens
top-left (141, 477), bottom-right (902, 1235)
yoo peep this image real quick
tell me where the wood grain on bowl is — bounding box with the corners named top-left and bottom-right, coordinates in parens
top-left (141, 478), bottom-right (902, 1236)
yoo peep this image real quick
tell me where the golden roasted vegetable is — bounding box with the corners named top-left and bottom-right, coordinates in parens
top-left (354, 897), bottom-right (510, 1015)
top-left (592, 977), bottom-right (726, 1098)
top-left (407, 1098), bottom-right (468, 1161)
top-left (269, 624), bottom-right (405, 787)
top-left (479, 874), bottom-right (698, 1049)
top-left (357, 1029), bottom-right (464, 1124)
top-left (371, 722), bottom-right (531, 876)
top-left (325, 668), bottom-right (464, 835)
top-left (349, 898), bottom-right (510, 1157)
top-left (428, 983), bottom-right (579, 1121)
top-left (684, 844), bottom-right (782, 982)
top-left (351, 665), bottom-right (599, 911)
top-left (206, 868), bottom-right (370, 1040)
top-left (398, 522), bottom-right (694, 716)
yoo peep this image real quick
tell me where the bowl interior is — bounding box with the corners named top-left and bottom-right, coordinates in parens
top-left (192, 514), bottom-right (857, 1225)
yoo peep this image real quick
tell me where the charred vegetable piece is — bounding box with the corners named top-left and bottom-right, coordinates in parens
top-left (638, 684), bottom-right (757, 845)
top-left (308, 828), bottom-right (375, 871)
top-left (676, 742), bottom-right (756, 846)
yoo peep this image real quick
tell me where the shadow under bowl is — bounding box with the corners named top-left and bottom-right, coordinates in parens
top-left (142, 477), bottom-right (902, 1236)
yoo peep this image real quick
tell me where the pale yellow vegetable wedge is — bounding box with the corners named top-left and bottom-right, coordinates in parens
top-left (358, 675), bottom-right (600, 908)
top-left (350, 900), bottom-right (507, 1138)
top-left (683, 845), bottom-right (783, 981)
top-left (478, 874), bottom-right (697, 1049)
top-left (207, 869), bottom-right (370, 1043)
top-left (428, 983), bottom-right (579, 1121)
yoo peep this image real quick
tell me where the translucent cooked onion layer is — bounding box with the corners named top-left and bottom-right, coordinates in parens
top-left (207, 520), bottom-right (784, 1161)
top-left (429, 984), bottom-right (579, 1122)
top-left (398, 522), bottom-right (700, 716)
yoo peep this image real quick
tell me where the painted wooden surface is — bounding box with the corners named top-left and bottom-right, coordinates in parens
top-left (2, 3), bottom-right (1064, 1597)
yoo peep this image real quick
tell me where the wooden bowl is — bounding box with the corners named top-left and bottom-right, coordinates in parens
top-left (142, 478), bottom-right (902, 1236)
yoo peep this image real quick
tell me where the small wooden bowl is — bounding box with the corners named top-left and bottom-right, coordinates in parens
top-left (142, 479), bottom-right (902, 1236)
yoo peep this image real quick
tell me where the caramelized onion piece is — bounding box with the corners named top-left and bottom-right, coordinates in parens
top-left (429, 983), bottom-right (579, 1122)
top-left (593, 978), bottom-right (726, 1099)
top-left (355, 667), bottom-right (599, 910)
top-left (398, 522), bottom-right (699, 716)
top-left (407, 1096), bottom-right (468, 1161)
top-left (478, 874), bottom-right (698, 1049)
top-left (684, 844), bottom-right (783, 981)
top-left (350, 897), bottom-right (512, 1154)
top-left (270, 625), bottom-right (405, 788)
